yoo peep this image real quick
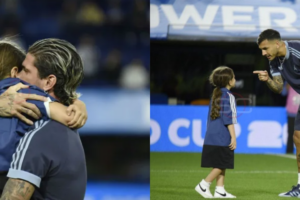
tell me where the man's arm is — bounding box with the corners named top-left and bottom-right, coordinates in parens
top-left (0, 82), bottom-right (47, 125)
top-left (266, 75), bottom-right (284, 94)
top-left (253, 70), bottom-right (284, 94)
top-left (0, 178), bottom-right (34, 200)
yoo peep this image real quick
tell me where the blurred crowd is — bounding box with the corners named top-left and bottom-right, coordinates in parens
top-left (0, 0), bottom-right (149, 89)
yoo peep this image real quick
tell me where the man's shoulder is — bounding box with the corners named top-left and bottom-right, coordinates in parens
top-left (32, 120), bottom-right (77, 142)
top-left (40, 120), bottom-right (76, 133)
top-left (287, 40), bottom-right (300, 51)
top-left (287, 40), bottom-right (300, 46)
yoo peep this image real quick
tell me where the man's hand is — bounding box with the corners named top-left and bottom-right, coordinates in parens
top-left (253, 70), bottom-right (283, 93)
top-left (66, 99), bottom-right (88, 128)
top-left (253, 70), bottom-right (269, 81)
top-left (0, 83), bottom-right (47, 125)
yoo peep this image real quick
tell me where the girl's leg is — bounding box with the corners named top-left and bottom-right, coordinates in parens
top-left (196, 168), bottom-right (222, 198)
top-left (196, 168), bottom-right (221, 198)
top-left (214, 169), bottom-right (237, 198)
top-left (216, 169), bottom-right (226, 186)
top-left (205, 168), bottom-right (222, 183)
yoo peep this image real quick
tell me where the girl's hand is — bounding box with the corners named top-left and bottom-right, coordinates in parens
top-left (66, 100), bottom-right (87, 128)
top-left (229, 138), bottom-right (236, 150)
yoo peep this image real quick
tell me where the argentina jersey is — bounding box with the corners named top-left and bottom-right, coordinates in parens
top-left (7, 120), bottom-right (87, 200)
top-left (10, 119), bottom-right (49, 173)
top-left (0, 78), bottom-right (56, 171)
top-left (204, 88), bottom-right (237, 147)
top-left (269, 41), bottom-right (300, 94)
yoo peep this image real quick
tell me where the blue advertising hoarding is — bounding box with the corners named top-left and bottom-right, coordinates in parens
top-left (150, 105), bottom-right (289, 154)
top-left (77, 88), bottom-right (149, 134)
top-left (150, 0), bottom-right (300, 40)
top-left (84, 182), bottom-right (149, 200)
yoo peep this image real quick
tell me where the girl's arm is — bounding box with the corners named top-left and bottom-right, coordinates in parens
top-left (48, 99), bottom-right (87, 129)
top-left (227, 124), bottom-right (236, 150)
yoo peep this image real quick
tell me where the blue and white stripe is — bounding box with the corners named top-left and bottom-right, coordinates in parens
top-left (10, 119), bottom-right (50, 170)
top-left (288, 47), bottom-right (300, 59)
top-left (227, 92), bottom-right (237, 124)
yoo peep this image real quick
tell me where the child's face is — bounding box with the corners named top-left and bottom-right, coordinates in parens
top-left (229, 76), bottom-right (236, 88)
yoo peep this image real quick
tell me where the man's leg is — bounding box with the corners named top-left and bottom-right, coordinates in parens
top-left (287, 116), bottom-right (295, 154)
top-left (293, 130), bottom-right (300, 173)
top-left (278, 110), bottom-right (300, 197)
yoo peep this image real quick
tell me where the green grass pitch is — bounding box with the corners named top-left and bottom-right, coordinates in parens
top-left (150, 153), bottom-right (298, 200)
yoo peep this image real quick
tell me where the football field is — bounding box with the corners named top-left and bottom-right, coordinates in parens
top-left (151, 153), bottom-right (298, 200)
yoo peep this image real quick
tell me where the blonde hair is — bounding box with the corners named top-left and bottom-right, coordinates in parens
top-left (209, 66), bottom-right (234, 120)
top-left (28, 38), bottom-right (84, 105)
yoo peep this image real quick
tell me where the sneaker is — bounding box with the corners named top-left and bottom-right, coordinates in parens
top-left (195, 180), bottom-right (213, 198)
top-left (279, 184), bottom-right (300, 197)
top-left (214, 188), bottom-right (236, 198)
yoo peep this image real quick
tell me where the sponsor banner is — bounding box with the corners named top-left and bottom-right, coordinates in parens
top-left (150, 105), bottom-right (289, 153)
top-left (151, 0), bottom-right (300, 40)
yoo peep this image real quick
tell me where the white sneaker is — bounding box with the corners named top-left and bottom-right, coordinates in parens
top-left (214, 188), bottom-right (236, 198)
top-left (195, 180), bottom-right (213, 198)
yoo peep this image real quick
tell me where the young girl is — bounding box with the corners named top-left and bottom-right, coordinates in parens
top-left (195, 66), bottom-right (237, 198)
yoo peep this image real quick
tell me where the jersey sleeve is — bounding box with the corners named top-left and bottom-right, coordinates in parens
top-left (7, 120), bottom-right (63, 188)
top-left (15, 88), bottom-right (53, 136)
top-left (220, 93), bottom-right (237, 125)
top-left (18, 88), bottom-right (52, 119)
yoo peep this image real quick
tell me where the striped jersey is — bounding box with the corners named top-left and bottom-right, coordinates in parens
top-left (0, 78), bottom-right (56, 171)
top-left (7, 120), bottom-right (87, 200)
top-left (204, 88), bottom-right (237, 146)
top-left (270, 41), bottom-right (300, 94)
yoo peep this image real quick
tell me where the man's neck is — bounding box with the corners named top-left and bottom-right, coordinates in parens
top-left (277, 41), bottom-right (287, 57)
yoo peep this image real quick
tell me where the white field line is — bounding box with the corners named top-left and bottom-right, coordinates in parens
top-left (151, 154), bottom-right (297, 174)
top-left (151, 170), bottom-right (295, 174)
top-left (268, 154), bottom-right (296, 159)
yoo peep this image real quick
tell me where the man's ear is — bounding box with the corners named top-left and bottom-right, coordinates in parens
top-left (10, 66), bottom-right (19, 78)
top-left (276, 40), bottom-right (280, 49)
top-left (43, 75), bottom-right (57, 92)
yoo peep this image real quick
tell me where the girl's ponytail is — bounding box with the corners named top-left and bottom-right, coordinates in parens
top-left (210, 87), bottom-right (222, 120)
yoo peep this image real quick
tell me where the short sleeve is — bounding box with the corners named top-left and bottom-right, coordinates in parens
top-left (19, 88), bottom-right (52, 119)
top-left (7, 121), bottom-right (55, 188)
top-left (221, 93), bottom-right (237, 125)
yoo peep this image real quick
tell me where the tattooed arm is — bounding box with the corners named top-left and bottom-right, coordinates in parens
top-left (253, 70), bottom-right (284, 94)
top-left (0, 85), bottom-right (47, 125)
top-left (0, 178), bottom-right (35, 200)
top-left (266, 75), bottom-right (284, 94)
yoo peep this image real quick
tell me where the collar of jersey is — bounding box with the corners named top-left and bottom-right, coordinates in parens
top-left (284, 41), bottom-right (290, 60)
top-left (221, 87), bottom-right (230, 92)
